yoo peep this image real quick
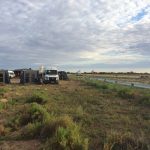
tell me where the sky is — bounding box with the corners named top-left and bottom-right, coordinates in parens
top-left (0, 0), bottom-right (150, 72)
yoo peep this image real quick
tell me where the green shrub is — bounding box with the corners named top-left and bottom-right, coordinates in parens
top-left (7, 103), bottom-right (51, 130)
top-left (8, 98), bottom-right (17, 105)
top-left (76, 106), bottom-right (84, 116)
top-left (50, 127), bottom-right (88, 150)
top-left (117, 89), bottom-right (135, 99)
top-left (26, 92), bottom-right (48, 104)
top-left (19, 103), bottom-right (50, 126)
top-left (85, 80), bottom-right (108, 90)
top-left (103, 132), bottom-right (148, 150)
top-left (0, 102), bottom-right (5, 110)
top-left (0, 88), bottom-right (6, 97)
top-left (139, 95), bottom-right (150, 106)
top-left (6, 114), bottom-right (22, 131)
top-left (21, 122), bottom-right (42, 139)
top-left (6, 104), bottom-right (88, 150)
top-left (40, 116), bottom-right (74, 139)
top-left (20, 115), bottom-right (88, 149)
top-left (43, 116), bottom-right (88, 150)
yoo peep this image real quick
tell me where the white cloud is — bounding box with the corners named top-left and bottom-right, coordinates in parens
top-left (0, 0), bottom-right (150, 72)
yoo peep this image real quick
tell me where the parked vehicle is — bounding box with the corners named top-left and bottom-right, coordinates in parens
top-left (43, 69), bottom-right (59, 84)
top-left (58, 71), bottom-right (68, 80)
top-left (19, 67), bottom-right (60, 84)
top-left (8, 70), bottom-right (15, 78)
top-left (0, 70), bottom-right (10, 83)
top-left (20, 69), bottom-right (39, 84)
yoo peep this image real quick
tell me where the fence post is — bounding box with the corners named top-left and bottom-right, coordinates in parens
top-left (3, 71), bottom-right (5, 83)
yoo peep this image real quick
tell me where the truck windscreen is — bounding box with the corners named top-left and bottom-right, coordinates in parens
top-left (45, 70), bottom-right (57, 75)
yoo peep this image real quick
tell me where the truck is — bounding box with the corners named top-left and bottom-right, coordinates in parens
top-left (19, 68), bottom-right (59, 84)
top-left (58, 71), bottom-right (69, 80)
top-left (8, 70), bottom-right (15, 78)
top-left (42, 68), bottom-right (59, 84)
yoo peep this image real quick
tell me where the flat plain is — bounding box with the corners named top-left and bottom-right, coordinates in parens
top-left (0, 75), bottom-right (150, 150)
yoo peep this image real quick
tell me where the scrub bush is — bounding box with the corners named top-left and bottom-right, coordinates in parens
top-left (103, 132), bottom-right (148, 150)
top-left (26, 92), bottom-right (48, 104)
top-left (117, 89), bottom-right (135, 99)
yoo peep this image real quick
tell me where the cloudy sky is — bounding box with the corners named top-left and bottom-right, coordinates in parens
top-left (0, 0), bottom-right (150, 72)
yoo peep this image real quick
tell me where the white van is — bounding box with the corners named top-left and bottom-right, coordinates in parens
top-left (43, 68), bottom-right (59, 84)
top-left (8, 70), bottom-right (15, 78)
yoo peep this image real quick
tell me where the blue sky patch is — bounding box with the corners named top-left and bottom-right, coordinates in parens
top-left (131, 8), bottom-right (148, 22)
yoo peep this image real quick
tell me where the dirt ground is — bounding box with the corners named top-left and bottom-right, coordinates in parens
top-left (0, 77), bottom-right (150, 150)
top-left (0, 140), bottom-right (41, 150)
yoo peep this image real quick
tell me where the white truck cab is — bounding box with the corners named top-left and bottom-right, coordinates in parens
top-left (8, 70), bottom-right (15, 78)
top-left (43, 69), bottom-right (59, 84)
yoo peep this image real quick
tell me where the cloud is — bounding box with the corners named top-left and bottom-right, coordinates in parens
top-left (0, 0), bottom-right (150, 72)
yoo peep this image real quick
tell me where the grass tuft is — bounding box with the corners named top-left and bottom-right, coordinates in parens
top-left (21, 122), bottom-right (42, 139)
top-left (85, 80), bottom-right (109, 90)
top-left (0, 102), bottom-right (5, 110)
top-left (0, 88), bottom-right (6, 98)
top-left (139, 95), bottom-right (150, 107)
top-left (103, 132), bottom-right (148, 150)
top-left (117, 89), bottom-right (135, 99)
top-left (19, 103), bottom-right (50, 126)
top-left (26, 91), bottom-right (48, 104)
top-left (7, 103), bottom-right (50, 130)
top-left (43, 116), bottom-right (88, 150)
top-left (0, 124), bottom-right (5, 136)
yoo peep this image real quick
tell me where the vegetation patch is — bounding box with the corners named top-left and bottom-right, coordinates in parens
top-left (82, 78), bottom-right (138, 100)
top-left (21, 122), bottom-right (42, 139)
top-left (26, 91), bottom-right (48, 104)
top-left (84, 79), bottom-right (109, 90)
top-left (0, 88), bottom-right (6, 98)
top-left (103, 132), bottom-right (149, 150)
top-left (0, 102), bottom-right (5, 110)
top-left (0, 124), bottom-right (5, 136)
top-left (0, 76), bottom-right (150, 149)
top-left (40, 116), bottom-right (75, 139)
top-left (117, 89), bottom-right (135, 100)
top-left (6, 102), bottom-right (88, 149)
top-left (21, 114), bottom-right (89, 149)
top-left (7, 103), bottom-right (50, 131)
top-left (19, 103), bottom-right (50, 126)
top-left (42, 116), bottom-right (88, 150)
top-left (139, 95), bottom-right (150, 107)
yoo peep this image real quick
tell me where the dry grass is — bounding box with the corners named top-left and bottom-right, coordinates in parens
top-left (0, 75), bottom-right (149, 150)
top-left (0, 124), bottom-right (5, 136)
